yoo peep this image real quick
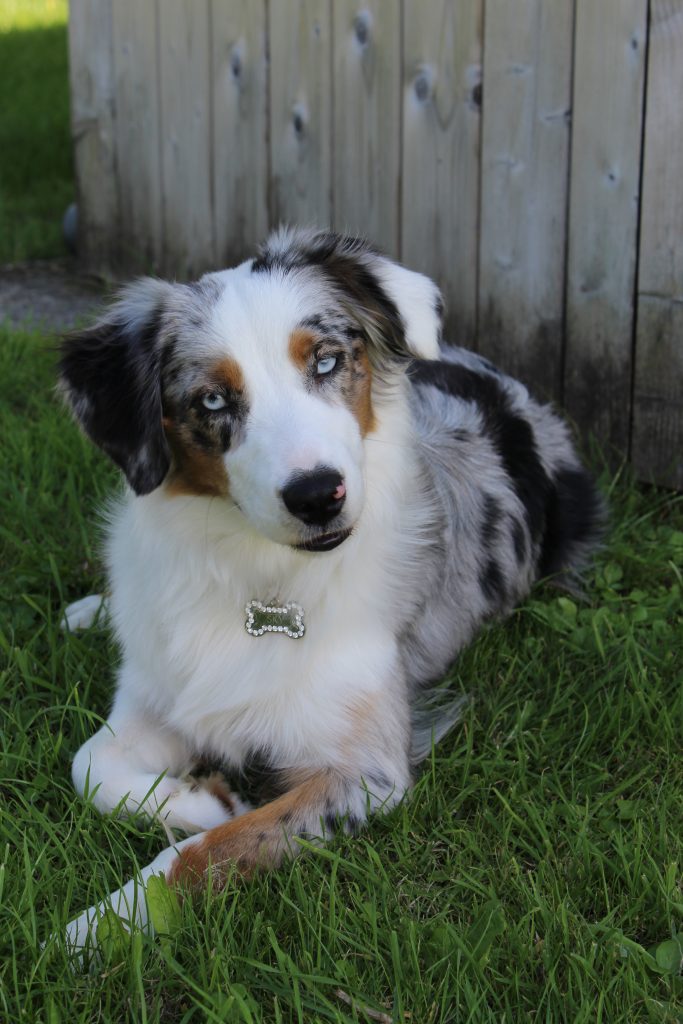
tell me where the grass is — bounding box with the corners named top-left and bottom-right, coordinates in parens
top-left (0, 0), bottom-right (73, 264)
top-left (1, 324), bottom-right (682, 1023)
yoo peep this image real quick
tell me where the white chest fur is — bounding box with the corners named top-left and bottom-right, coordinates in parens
top-left (104, 394), bottom-right (423, 767)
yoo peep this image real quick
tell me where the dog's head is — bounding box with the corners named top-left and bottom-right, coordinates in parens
top-left (59, 229), bottom-right (443, 551)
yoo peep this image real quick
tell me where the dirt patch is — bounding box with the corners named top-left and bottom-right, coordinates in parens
top-left (0, 260), bottom-right (107, 332)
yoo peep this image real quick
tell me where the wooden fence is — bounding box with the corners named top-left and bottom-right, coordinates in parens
top-left (68, 0), bottom-right (683, 488)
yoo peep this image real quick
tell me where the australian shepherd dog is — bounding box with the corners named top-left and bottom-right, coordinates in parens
top-left (58, 228), bottom-right (602, 951)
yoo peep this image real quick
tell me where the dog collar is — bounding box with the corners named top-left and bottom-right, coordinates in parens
top-left (245, 600), bottom-right (305, 638)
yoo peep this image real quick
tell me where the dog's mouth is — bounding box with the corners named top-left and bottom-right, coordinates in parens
top-left (293, 528), bottom-right (352, 553)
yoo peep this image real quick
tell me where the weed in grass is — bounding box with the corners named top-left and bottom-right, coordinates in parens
top-left (1, 325), bottom-right (682, 1021)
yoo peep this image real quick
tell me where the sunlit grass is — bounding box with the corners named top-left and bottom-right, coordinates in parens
top-left (0, 0), bottom-right (72, 262)
top-left (0, 0), bottom-right (66, 32)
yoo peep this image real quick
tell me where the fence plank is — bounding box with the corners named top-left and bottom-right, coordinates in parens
top-left (159, 0), bottom-right (213, 279)
top-left (401, 0), bottom-right (483, 345)
top-left (68, 0), bottom-right (119, 274)
top-left (332, 2), bottom-right (400, 255)
top-left (564, 0), bottom-right (647, 457)
top-left (631, 299), bottom-right (683, 488)
top-left (478, 0), bottom-right (573, 402)
top-left (111, 0), bottom-right (163, 275)
top-left (632, 0), bottom-right (683, 489)
top-left (269, 0), bottom-right (333, 228)
top-left (211, 0), bottom-right (269, 267)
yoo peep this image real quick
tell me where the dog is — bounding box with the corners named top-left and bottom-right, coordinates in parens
top-left (58, 228), bottom-right (603, 951)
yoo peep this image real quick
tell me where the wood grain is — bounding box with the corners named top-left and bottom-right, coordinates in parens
top-left (564, 0), bottom-right (648, 457)
top-left (269, 0), bottom-right (333, 228)
top-left (211, 0), bottom-right (269, 267)
top-left (68, 0), bottom-right (119, 273)
top-left (158, 0), bottom-right (213, 278)
top-left (478, 0), bottom-right (574, 402)
top-left (401, 0), bottom-right (483, 346)
top-left (332, 1), bottom-right (401, 255)
top-left (111, 0), bottom-right (164, 274)
top-left (632, 0), bottom-right (683, 488)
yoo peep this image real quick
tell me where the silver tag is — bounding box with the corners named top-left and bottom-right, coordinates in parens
top-left (244, 600), bottom-right (305, 638)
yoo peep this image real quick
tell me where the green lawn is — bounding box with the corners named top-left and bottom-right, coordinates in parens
top-left (0, 0), bottom-right (72, 264)
top-left (1, 325), bottom-right (682, 1022)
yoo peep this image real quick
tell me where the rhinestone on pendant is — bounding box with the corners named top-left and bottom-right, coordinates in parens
top-left (245, 599), bottom-right (305, 638)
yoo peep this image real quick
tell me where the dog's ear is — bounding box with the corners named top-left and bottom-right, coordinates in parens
top-left (360, 245), bottom-right (443, 362)
top-left (59, 279), bottom-right (173, 496)
top-left (255, 229), bottom-right (443, 368)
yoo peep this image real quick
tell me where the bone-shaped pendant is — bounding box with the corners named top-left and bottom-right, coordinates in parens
top-left (244, 600), bottom-right (305, 638)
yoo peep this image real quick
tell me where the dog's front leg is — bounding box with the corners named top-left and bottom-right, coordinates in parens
top-left (168, 756), bottom-right (410, 887)
top-left (64, 764), bottom-right (407, 955)
top-left (72, 688), bottom-right (246, 834)
top-left (64, 693), bottom-right (411, 954)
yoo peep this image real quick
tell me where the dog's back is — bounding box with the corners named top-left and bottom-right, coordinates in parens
top-left (399, 346), bottom-right (604, 706)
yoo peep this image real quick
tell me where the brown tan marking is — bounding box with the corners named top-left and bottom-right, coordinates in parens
top-left (290, 329), bottom-right (376, 435)
top-left (164, 422), bottom-right (230, 497)
top-left (351, 344), bottom-right (376, 436)
top-left (209, 356), bottom-right (245, 394)
top-left (191, 772), bottom-right (239, 816)
top-left (168, 770), bottom-right (345, 886)
top-left (288, 328), bottom-right (317, 371)
top-left (163, 356), bottom-right (246, 498)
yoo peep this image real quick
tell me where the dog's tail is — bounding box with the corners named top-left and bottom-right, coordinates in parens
top-left (410, 688), bottom-right (471, 764)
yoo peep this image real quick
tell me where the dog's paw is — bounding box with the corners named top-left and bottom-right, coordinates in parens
top-left (63, 904), bottom-right (107, 960)
top-left (158, 773), bottom-right (249, 834)
top-left (59, 835), bottom-right (204, 964)
top-left (60, 594), bottom-right (109, 632)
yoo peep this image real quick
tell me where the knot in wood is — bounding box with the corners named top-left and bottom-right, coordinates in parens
top-left (230, 49), bottom-right (242, 80)
top-left (292, 104), bottom-right (307, 136)
top-left (414, 69), bottom-right (433, 103)
top-left (353, 11), bottom-right (371, 46)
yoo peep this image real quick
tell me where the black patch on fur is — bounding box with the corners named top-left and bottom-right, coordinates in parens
top-left (409, 360), bottom-right (552, 543)
top-left (475, 354), bottom-right (503, 377)
top-left (252, 232), bottom-right (409, 365)
top-left (59, 307), bottom-right (170, 495)
top-left (323, 812), bottom-right (337, 834)
top-left (481, 495), bottom-right (502, 547)
top-left (280, 809), bottom-right (294, 826)
top-left (232, 750), bottom-right (284, 803)
top-left (433, 293), bottom-right (445, 344)
top-left (452, 428), bottom-right (471, 444)
top-left (511, 517), bottom-right (527, 564)
top-left (539, 465), bottom-right (603, 577)
top-left (217, 421), bottom-right (233, 452)
top-left (190, 426), bottom-right (217, 452)
top-left (301, 314), bottom-right (324, 331)
top-left (323, 811), bottom-right (360, 837)
top-left (479, 558), bottom-right (506, 606)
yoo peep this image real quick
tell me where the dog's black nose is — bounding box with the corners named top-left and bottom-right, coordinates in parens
top-left (282, 469), bottom-right (346, 526)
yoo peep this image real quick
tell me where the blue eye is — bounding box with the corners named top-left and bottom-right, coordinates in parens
top-left (202, 392), bottom-right (227, 411)
top-left (316, 355), bottom-right (337, 376)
